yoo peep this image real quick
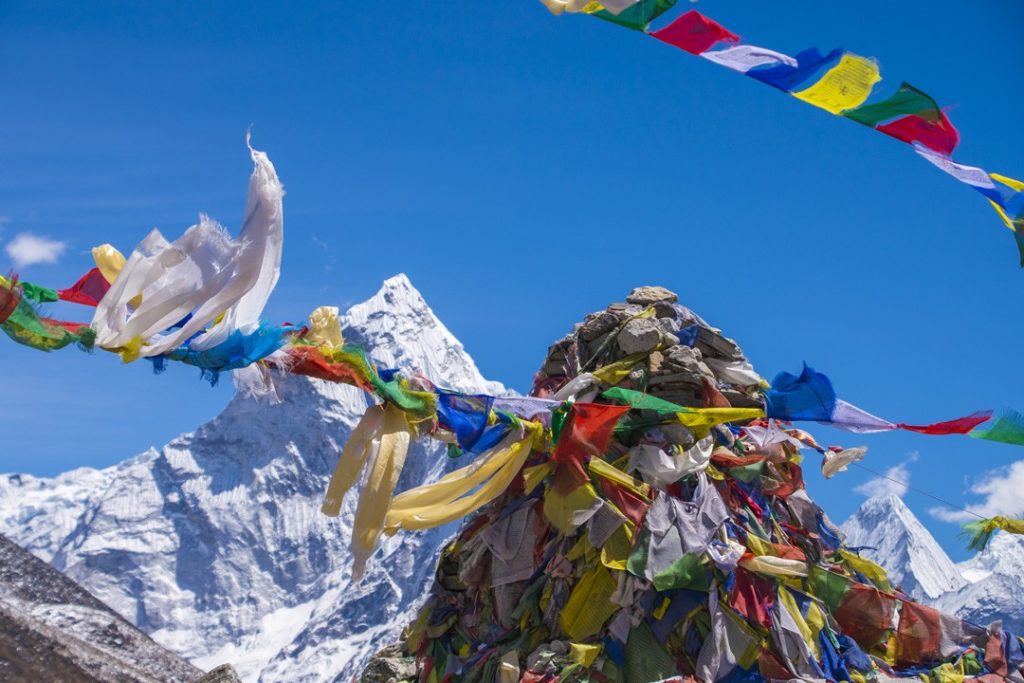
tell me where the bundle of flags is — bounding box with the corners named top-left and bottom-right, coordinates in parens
top-left (539, 2), bottom-right (1024, 265)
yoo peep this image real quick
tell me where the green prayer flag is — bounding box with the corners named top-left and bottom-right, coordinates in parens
top-left (603, 386), bottom-right (689, 414)
top-left (626, 528), bottom-right (650, 578)
top-left (652, 552), bottom-right (711, 592)
top-left (625, 622), bottom-right (678, 682)
top-left (19, 281), bottom-right (59, 304)
top-left (807, 566), bottom-right (851, 613)
top-left (591, 0), bottom-right (676, 31)
top-left (726, 459), bottom-right (765, 484)
top-left (969, 408), bottom-right (1024, 446)
top-left (843, 81), bottom-right (941, 127)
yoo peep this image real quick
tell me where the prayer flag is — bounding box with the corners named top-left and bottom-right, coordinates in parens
top-left (591, 0), bottom-right (674, 31)
top-left (764, 364), bottom-right (837, 422)
top-left (791, 53), bottom-right (881, 115)
top-left (897, 410), bottom-right (991, 435)
top-left (650, 10), bottom-right (739, 56)
top-left (58, 267), bottom-right (112, 307)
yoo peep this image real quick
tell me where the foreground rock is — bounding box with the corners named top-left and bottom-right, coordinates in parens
top-left (359, 644), bottom-right (416, 683)
top-left (0, 532), bottom-right (202, 682)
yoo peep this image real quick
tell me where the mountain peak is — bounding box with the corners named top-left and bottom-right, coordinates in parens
top-left (841, 494), bottom-right (966, 600)
top-left (0, 274), bottom-right (506, 681)
top-left (342, 274), bottom-right (502, 396)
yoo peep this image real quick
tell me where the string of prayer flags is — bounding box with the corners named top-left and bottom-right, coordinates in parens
top-left (0, 276), bottom-right (96, 352)
top-left (542, 4), bottom-right (1024, 265)
top-left (764, 364), bottom-right (995, 437)
top-left (962, 516), bottom-right (1024, 552)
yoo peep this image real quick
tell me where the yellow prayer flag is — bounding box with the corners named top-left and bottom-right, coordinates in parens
top-left (322, 405), bottom-right (385, 516)
top-left (306, 305), bottom-right (344, 349)
top-left (352, 404), bottom-right (412, 578)
top-left (384, 426), bottom-right (539, 533)
top-left (588, 457), bottom-right (651, 498)
top-left (838, 548), bottom-right (894, 593)
top-left (544, 482), bottom-right (602, 535)
top-left (592, 351), bottom-right (647, 385)
top-left (559, 564), bottom-right (619, 641)
top-left (570, 643), bottom-right (601, 668)
top-left (991, 173), bottom-right (1024, 192)
top-left (675, 407), bottom-right (764, 429)
top-left (792, 53), bottom-right (881, 115)
top-left (92, 244), bottom-right (127, 284)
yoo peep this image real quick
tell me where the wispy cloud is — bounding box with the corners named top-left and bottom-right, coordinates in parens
top-left (5, 232), bottom-right (67, 267)
top-left (854, 451), bottom-right (918, 499)
top-left (311, 235), bottom-right (337, 275)
top-left (930, 460), bottom-right (1024, 523)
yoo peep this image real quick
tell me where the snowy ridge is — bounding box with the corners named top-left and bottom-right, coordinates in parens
top-left (937, 533), bottom-right (1024, 633)
top-left (841, 494), bottom-right (1024, 633)
top-left (0, 274), bottom-right (503, 683)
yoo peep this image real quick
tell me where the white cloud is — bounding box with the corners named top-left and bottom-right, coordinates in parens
top-left (5, 232), bottom-right (67, 267)
top-left (930, 460), bottom-right (1024, 523)
top-left (853, 451), bottom-right (918, 499)
top-left (855, 462), bottom-right (911, 498)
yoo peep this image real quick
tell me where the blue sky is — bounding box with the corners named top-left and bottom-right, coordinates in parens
top-left (1, 0), bottom-right (1021, 559)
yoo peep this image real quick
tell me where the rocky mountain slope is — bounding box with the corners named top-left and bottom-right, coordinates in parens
top-left (0, 531), bottom-right (202, 682)
top-left (0, 274), bottom-right (502, 683)
top-left (842, 493), bottom-right (1024, 632)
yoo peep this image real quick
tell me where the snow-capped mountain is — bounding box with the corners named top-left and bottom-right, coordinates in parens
top-left (840, 493), bottom-right (966, 601)
top-left (937, 532), bottom-right (1024, 634)
top-left (0, 274), bottom-right (503, 683)
top-left (842, 494), bottom-right (1024, 633)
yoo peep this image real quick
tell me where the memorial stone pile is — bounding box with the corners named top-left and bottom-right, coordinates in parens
top-left (395, 288), bottom-right (1024, 683)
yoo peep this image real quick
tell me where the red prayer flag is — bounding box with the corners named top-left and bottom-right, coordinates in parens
top-left (898, 410), bottom-right (992, 435)
top-left (834, 583), bottom-right (897, 649)
top-left (0, 279), bottom-right (21, 324)
top-left (552, 403), bottom-right (630, 464)
top-left (984, 631), bottom-right (1009, 678)
top-left (551, 402), bottom-right (629, 494)
top-left (758, 650), bottom-right (794, 680)
top-left (650, 10), bottom-right (740, 56)
top-left (730, 568), bottom-right (773, 627)
top-left (58, 267), bottom-right (112, 307)
top-left (877, 110), bottom-right (960, 157)
top-left (279, 347), bottom-right (375, 393)
top-left (896, 600), bottom-right (943, 666)
top-left (601, 480), bottom-right (650, 527)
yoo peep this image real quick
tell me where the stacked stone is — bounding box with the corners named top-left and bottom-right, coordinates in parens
top-left (532, 286), bottom-right (761, 410)
top-left (388, 288), bottom-right (1022, 683)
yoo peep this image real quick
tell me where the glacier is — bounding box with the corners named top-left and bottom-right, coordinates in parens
top-left (0, 273), bottom-right (502, 683)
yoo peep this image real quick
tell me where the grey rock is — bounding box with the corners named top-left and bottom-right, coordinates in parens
top-left (616, 318), bottom-right (662, 355)
top-left (579, 311), bottom-right (623, 341)
top-left (695, 327), bottom-right (742, 360)
top-left (626, 286), bottom-right (678, 306)
top-left (658, 316), bottom-right (681, 333)
top-left (360, 643), bottom-right (416, 683)
top-left (0, 533), bottom-right (201, 683)
top-left (662, 345), bottom-right (715, 381)
top-left (661, 424), bottom-right (696, 450)
top-left (194, 664), bottom-right (243, 683)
